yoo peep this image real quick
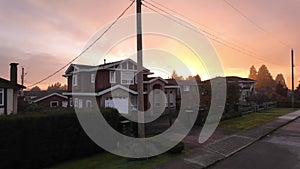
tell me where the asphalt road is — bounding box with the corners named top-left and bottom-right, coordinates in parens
top-left (210, 118), bottom-right (300, 169)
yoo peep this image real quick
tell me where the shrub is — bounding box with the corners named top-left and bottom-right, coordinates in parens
top-left (167, 141), bottom-right (184, 154)
top-left (0, 107), bottom-right (120, 169)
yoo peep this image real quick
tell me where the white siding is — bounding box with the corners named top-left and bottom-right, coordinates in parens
top-left (6, 89), bottom-right (14, 115)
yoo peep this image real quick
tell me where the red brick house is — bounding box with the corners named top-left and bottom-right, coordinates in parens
top-left (63, 58), bottom-right (178, 114)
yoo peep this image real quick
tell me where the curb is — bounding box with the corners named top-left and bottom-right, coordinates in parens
top-left (204, 110), bottom-right (300, 168)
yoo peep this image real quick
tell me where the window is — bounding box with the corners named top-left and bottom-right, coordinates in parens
top-left (50, 101), bottom-right (59, 108)
top-left (62, 101), bottom-right (68, 108)
top-left (73, 75), bottom-right (78, 86)
top-left (121, 71), bottom-right (134, 85)
top-left (0, 88), bottom-right (4, 106)
top-left (165, 92), bottom-right (168, 107)
top-left (79, 99), bottom-right (83, 108)
top-left (86, 100), bottom-right (92, 108)
top-left (74, 98), bottom-right (79, 108)
top-left (134, 73), bottom-right (137, 84)
top-left (169, 93), bottom-right (174, 106)
top-left (91, 73), bottom-right (95, 83)
top-left (183, 85), bottom-right (190, 92)
top-left (69, 98), bottom-right (73, 107)
top-left (110, 71), bottom-right (116, 83)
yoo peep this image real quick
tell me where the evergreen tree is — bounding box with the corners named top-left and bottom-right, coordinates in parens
top-left (255, 65), bottom-right (275, 89)
top-left (275, 74), bottom-right (287, 88)
top-left (248, 65), bottom-right (257, 80)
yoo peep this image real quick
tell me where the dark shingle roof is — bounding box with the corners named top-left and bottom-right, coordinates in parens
top-left (0, 77), bottom-right (25, 89)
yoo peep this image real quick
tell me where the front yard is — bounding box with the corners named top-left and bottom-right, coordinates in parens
top-left (219, 108), bottom-right (298, 130)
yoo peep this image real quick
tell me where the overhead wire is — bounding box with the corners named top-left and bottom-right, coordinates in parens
top-left (142, 1), bottom-right (284, 66)
top-left (222, 0), bottom-right (290, 49)
top-left (27, 0), bottom-right (136, 88)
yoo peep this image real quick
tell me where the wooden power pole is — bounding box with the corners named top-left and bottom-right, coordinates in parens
top-left (136, 0), bottom-right (145, 138)
top-left (291, 49), bottom-right (295, 108)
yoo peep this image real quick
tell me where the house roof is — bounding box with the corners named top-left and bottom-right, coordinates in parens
top-left (165, 78), bottom-right (201, 86)
top-left (24, 90), bottom-right (67, 102)
top-left (144, 77), bottom-right (168, 84)
top-left (64, 58), bottom-right (150, 75)
top-left (202, 76), bottom-right (255, 83)
top-left (0, 77), bottom-right (25, 89)
top-left (225, 76), bottom-right (255, 82)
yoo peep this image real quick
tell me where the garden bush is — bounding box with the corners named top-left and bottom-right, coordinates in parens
top-left (0, 107), bottom-right (120, 169)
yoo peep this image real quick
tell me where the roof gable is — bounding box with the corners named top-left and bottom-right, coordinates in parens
top-left (64, 58), bottom-right (150, 75)
top-left (33, 92), bottom-right (68, 103)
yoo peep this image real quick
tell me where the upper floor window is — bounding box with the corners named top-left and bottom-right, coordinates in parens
top-left (91, 73), bottom-right (95, 83)
top-left (0, 88), bottom-right (4, 106)
top-left (183, 85), bottom-right (190, 92)
top-left (121, 71), bottom-right (134, 85)
top-left (110, 71), bottom-right (116, 83)
top-left (73, 75), bottom-right (78, 86)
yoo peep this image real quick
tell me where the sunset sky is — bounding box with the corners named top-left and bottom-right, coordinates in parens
top-left (0, 0), bottom-right (299, 89)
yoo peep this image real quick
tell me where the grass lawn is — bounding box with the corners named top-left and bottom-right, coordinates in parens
top-left (219, 108), bottom-right (299, 130)
top-left (48, 151), bottom-right (182, 169)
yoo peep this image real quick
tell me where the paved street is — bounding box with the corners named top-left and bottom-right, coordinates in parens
top-left (210, 118), bottom-right (300, 169)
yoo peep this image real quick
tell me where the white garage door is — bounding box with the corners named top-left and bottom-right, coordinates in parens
top-left (105, 97), bottom-right (128, 114)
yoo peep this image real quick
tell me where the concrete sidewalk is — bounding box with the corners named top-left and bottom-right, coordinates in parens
top-left (154, 110), bottom-right (300, 169)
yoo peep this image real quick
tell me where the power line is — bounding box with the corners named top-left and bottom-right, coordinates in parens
top-left (145, 0), bottom-right (263, 59)
top-left (142, 1), bottom-right (285, 66)
top-left (27, 0), bottom-right (136, 88)
top-left (222, 0), bottom-right (290, 48)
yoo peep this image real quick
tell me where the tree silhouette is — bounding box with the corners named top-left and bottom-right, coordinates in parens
top-left (30, 86), bottom-right (41, 91)
top-left (248, 65), bottom-right (257, 80)
top-left (255, 65), bottom-right (275, 89)
top-left (194, 74), bottom-right (201, 82)
top-left (47, 82), bottom-right (66, 91)
top-left (171, 70), bottom-right (184, 80)
top-left (275, 74), bottom-right (287, 88)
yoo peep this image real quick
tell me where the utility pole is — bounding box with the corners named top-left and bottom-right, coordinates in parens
top-left (136, 0), bottom-right (145, 138)
top-left (291, 49), bottom-right (295, 108)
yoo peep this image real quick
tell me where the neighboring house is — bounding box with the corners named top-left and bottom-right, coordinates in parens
top-left (206, 76), bottom-right (256, 103)
top-left (0, 63), bottom-right (25, 115)
top-left (63, 58), bottom-right (178, 114)
top-left (166, 78), bottom-right (200, 108)
top-left (24, 90), bottom-right (69, 108)
top-left (225, 76), bottom-right (256, 102)
top-left (167, 76), bottom-right (255, 108)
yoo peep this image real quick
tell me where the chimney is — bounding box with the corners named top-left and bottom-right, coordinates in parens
top-left (10, 63), bottom-right (18, 84)
top-left (104, 59), bottom-right (106, 64)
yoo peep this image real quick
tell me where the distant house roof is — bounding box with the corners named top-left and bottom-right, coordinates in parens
top-left (225, 76), bottom-right (255, 82)
top-left (24, 90), bottom-right (67, 102)
top-left (165, 78), bottom-right (202, 86)
top-left (0, 77), bottom-right (25, 89)
top-left (203, 76), bottom-right (255, 83)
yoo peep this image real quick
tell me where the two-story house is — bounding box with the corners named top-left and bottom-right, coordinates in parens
top-left (63, 59), bottom-right (178, 114)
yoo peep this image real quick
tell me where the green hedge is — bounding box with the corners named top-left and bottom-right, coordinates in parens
top-left (0, 108), bottom-right (120, 169)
